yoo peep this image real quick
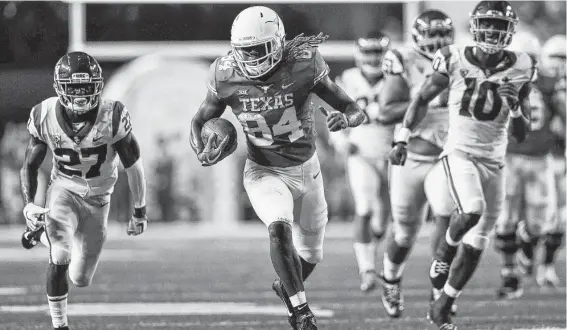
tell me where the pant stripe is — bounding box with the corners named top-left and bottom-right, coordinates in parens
top-left (441, 156), bottom-right (464, 214)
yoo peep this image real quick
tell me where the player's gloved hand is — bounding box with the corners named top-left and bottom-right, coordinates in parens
top-left (23, 203), bottom-right (49, 231)
top-left (327, 111), bottom-right (349, 132)
top-left (498, 79), bottom-right (520, 110)
top-left (389, 142), bottom-right (408, 166)
top-left (127, 214), bottom-right (148, 236)
top-left (197, 134), bottom-right (232, 167)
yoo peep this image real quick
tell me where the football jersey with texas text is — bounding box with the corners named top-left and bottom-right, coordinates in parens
top-left (207, 48), bottom-right (329, 167)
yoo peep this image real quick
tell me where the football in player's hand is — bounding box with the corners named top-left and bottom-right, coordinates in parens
top-left (201, 118), bottom-right (238, 152)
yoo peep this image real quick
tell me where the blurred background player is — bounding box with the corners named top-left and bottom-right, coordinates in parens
top-left (189, 7), bottom-right (366, 330)
top-left (20, 51), bottom-right (148, 330)
top-left (389, 1), bottom-right (535, 328)
top-left (538, 34), bottom-right (566, 288)
top-left (493, 30), bottom-right (564, 299)
top-left (331, 30), bottom-right (392, 293)
top-left (377, 9), bottom-right (456, 318)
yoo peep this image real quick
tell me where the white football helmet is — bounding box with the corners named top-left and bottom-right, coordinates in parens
top-left (541, 34), bottom-right (566, 78)
top-left (230, 6), bottom-right (286, 79)
top-left (508, 30), bottom-right (541, 58)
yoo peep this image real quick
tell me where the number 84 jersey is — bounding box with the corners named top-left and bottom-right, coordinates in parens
top-left (433, 45), bottom-right (536, 163)
top-left (27, 97), bottom-right (132, 197)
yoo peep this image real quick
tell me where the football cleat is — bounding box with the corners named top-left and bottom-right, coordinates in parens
top-left (54, 327), bottom-right (69, 330)
top-left (360, 270), bottom-right (379, 293)
top-left (21, 226), bottom-right (45, 250)
top-left (496, 271), bottom-right (523, 300)
top-left (536, 265), bottom-right (561, 288)
top-left (429, 259), bottom-right (451, 290)
top-left (430, 288), bottom-right (458, 316)
top-left (427, 293), bottom-right (457, 330)
top-left (380, 273), bottom-right (404, 318)
top-left (272, 278), bottom-right (297, 329)
top-left (295, 310), bottom-right (318, 330)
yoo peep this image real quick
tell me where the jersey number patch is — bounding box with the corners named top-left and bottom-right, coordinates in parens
top-left (238, 107), bottom-right (304, 147)
top-left (54, 145), bottom-right (107, 178)
top-left (459, 78), bottom-right (502, 121)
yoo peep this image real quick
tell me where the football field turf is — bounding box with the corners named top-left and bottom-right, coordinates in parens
top-left (0, 223), bottom-right (565, 330)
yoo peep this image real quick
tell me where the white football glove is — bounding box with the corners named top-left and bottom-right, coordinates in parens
top-left (127, 215), bottom-right (148, 236)
top-left (23, 203), bottom-right (49, 231)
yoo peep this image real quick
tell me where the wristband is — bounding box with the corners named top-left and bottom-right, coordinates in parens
top-left (394, 127), bottom-right (412, 143)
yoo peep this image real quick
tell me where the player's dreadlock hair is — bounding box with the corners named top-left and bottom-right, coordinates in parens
top-left (283, 32), bottom-right (329, 61)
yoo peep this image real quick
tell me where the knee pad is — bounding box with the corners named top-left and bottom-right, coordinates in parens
top-left (464, 199), bottom-right (486, 216)
top-left (393, 212), bottom-right (421, 248)
top-left (462, 233), bottom-right (490, 251)
top-left (69, 272), bottom-right (93, 287)
top-left (494, 233), bottom-right (518, 253)
top-left (450, 212), bottom-right (482, 241)
top-left (544, 232), bottom-right (564, 249)
top-left (50, 242), bottom-right (72, 265)
top-left (294, 224), bottom-right (325, 264)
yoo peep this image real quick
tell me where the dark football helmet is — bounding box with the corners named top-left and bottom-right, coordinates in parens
top-left (411, 9), bottom-right (454, 59)
top-left (354, 30), bottom-right (391, 77)
top-left (469, 1), bottom-right (519, 54)
top-left (53, 51), bottom-right (104, 114)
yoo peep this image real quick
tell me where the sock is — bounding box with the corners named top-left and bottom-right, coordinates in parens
top-left (48, 294), bottom-right (68, 328)
top-left (517, 222), bottom-right (538, 261)
top-left (544, 233), bottom-right (563, 265)
top-left (434, 231), bottom-right (459, 264)
top-left (447, 243), bottom-right (483, 291)
top-left (289, 291), bottom-right (307, 307)
top-left (353, 242), bottom-right (377, 274)
top-left (299, 257), bottom-right (316, 281)
top-left (382, 238), bottom-right (410, 281)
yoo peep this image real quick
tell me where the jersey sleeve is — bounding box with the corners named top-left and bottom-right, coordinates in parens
top-left (112, 101), bottom-right (133, 144)
top-left (206, 58), bottom-right (219, 97)
top-left (312, 49), bottom-right (330, 86)
top-left (432, 46), bottom-right (454, 77)
top-left (382, 49), bottom-right (405, 75)
top-left (27, 103), bottom-right (44, 142)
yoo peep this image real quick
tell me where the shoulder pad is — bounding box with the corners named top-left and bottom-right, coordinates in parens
top-left (432, 46), bottom-right (455, 75)
top-left (111, 100), bottom-right (130, 138)
top-left (288, 48), bottom-right (329, 86)
top-left (207, 54), bottom-right (239, 98)
top-left (382, 49), bottom-right (405, 75)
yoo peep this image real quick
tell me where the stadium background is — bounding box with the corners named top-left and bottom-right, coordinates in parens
top-left (0, 1), bottom-right (565, 227)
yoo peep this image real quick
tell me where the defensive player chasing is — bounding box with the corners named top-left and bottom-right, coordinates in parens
top-left (20, 52), bottom-right (148, 330)
top-left (377, 9), bottom-right (456, 318)
top-left (494, 31), bottom-right (564, 299)
top-left (190, 7), bottom-right (366, 330)
top-left (389, 1), bottom-right (533, 328)
top-left (332, 30), bottom-right (393, 293)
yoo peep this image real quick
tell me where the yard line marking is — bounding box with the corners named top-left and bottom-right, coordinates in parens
top-left (0, 302), bottom-right (334, 317)
top-left (0, 287), bottom-right (27, 295)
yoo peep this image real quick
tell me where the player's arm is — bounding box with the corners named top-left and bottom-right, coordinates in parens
top-left (508, 82), bottom-right (532, 143)
top-left (377, 74), bottom-right (411, 125)
top-left (20, 135), bottom-right (49, 230)
top-left (312, 75), bottom-right (367, 131)
top-left (20, 136), bottom-right (47, 206)
top-left (551, 87), bottom-right (566, 121)
top-left (114, 132), bottom-right (147, 222)
top-left (190, 89), bottom-right (229, 165)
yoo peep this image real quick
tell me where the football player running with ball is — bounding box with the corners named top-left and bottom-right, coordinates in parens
top-left (331, 30), bottom-right (393, 293)
top-left (190, 7), bottom-right (366, 330)
top-left (376, 9), bottom-right (456, 318)
top-left (389, 1), bottom-right (534, 329)
top-left (494, 31), bottom-right (565, 299)
top-left (20, 52), bottom-right (148, 330)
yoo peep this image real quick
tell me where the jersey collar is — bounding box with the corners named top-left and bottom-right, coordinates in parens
top-left (55, 101), bottom-right (100, 145)
top-left (464, 46), bottom-right (517, 76)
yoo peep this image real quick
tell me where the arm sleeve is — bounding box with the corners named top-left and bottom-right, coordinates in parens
top-left (125, 158), bottom-right (147, 209)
